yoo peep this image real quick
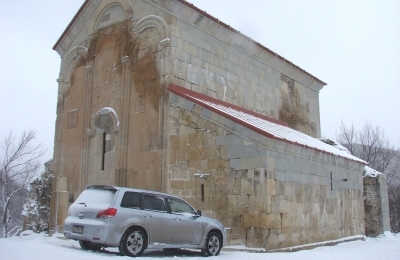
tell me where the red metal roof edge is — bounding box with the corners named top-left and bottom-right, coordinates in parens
top-left (177, 0), bottom-right (327, 86)
top-left (53, 1), bottom-right (327, 86)
top-left (168, 84), bottom-right (288, 127)
top-left (53, 0), bottom-right (90, 50)
top-left (168, 84), bottom-right (366, 165)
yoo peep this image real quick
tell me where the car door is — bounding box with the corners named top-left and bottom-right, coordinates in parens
top-left (141, 194), bottom-right (172, 244)
top-left (167, 197), bottom-right (204, 245)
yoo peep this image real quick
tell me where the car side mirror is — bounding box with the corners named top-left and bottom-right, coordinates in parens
top-left (196, 210), bottom-right (202, 217)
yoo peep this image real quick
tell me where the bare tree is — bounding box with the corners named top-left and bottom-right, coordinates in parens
top-left (335, 121), bottom-right (396, 173)
top-left (0, 130), bottom-right (45, 238)
top-left (335, 121), bottom-right (400, 233)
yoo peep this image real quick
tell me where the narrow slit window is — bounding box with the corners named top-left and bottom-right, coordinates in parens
top-left (201, 184), bottom-right (204, 202)
top-left (101, 132), bottom-right (106, 170)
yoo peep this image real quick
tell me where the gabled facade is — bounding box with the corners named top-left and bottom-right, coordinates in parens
top-left (50, 0), bottom-right (367, 250)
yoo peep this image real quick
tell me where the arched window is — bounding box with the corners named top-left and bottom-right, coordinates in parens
top-left (95, 113), bottom-right (115, 170)
top-left (89, 107), bottom-right (120, 171)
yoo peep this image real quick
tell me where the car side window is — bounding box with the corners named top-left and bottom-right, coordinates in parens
top-left (120, 192), bottom-right (141, 209)
top-left (167, 198), bottom-right (195, 215)
top-left (142, 195), bottom-right (166, 212)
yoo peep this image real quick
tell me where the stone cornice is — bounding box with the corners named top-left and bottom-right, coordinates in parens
top-left (53, 0), bottom-right (102, 56)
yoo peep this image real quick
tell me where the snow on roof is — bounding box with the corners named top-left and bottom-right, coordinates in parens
top-left (169, 84), bottom-right (367, 164)
top-left (363, 166), bottom-right (383, 178)
top-left (318, 138), bottom-right (351, 154)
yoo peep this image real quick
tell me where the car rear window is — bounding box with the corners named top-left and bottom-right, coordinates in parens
top-left (121, 192), bottom-right (141, 209)
top-left (75, 189), bottom-right (116, 205)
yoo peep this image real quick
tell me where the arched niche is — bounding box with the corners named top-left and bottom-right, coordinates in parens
top-left (58, 45), bottom-right (88, 94)
top-left (129, 15), bottom-right (170, 64)
top-left (95, 3), bottom-right (126, 31)
top-left (134, 15), bottom-right (169, 42)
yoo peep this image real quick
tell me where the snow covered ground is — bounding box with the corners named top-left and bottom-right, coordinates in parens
top-left (0, 231), bottom-right (399, 260)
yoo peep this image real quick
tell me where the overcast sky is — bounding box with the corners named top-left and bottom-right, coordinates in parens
top-left (0, 0), bottom-right (399, 163)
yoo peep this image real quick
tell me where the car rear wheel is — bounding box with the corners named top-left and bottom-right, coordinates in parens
top-left (202, 231), bottom-right (222, 256)
top-left (119, 227), bottom-right (147, 257)
top-left (79, 240), bottom-right (102, 251)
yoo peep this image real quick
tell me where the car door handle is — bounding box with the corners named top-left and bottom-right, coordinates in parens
top-left (144, 214), bottom-right (152, 218)
top-left (173, 217), bottom-right (181, 221)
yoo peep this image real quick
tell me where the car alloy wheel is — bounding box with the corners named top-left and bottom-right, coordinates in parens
top-left (202, 231), bottom-right (222, 256)
top-left (119, 227), bottom-right (147, 257)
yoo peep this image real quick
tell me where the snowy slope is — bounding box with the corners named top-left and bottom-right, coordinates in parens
top-left (0, 231), bottom-right (399, 260)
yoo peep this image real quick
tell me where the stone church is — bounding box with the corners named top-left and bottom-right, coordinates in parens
top-left (50, 0), bottom-right (378, 250)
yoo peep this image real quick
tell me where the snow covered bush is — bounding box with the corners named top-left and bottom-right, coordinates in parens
top-left (22, 160), bottom-right (53, 234)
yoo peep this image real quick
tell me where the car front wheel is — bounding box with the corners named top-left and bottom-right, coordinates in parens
top-left (119, 227), bottom-right (147, 257)
top-left (202, 231), bottom-right (222, 256)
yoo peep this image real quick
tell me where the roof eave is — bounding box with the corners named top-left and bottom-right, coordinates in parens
top-left (52, 0), bottom-right (90, 51)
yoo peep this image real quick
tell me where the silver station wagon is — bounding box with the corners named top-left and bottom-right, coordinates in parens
top-left (64, 185), bottom-right (226, 257)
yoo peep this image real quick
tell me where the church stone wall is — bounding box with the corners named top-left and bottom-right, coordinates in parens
top-left (166, 7), bottom-right (323, 137)
top-left (167, 93), bottom-right (365, 250)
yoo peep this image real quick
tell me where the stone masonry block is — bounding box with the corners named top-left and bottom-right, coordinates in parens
top-left (216, 134), bottom-right (244, 146)
top-left (266, 156), bottom-right (275, 169)
top-left (260, 213), bottom-right (281, 229)
top-left (220, 146), bottom-right (228, 160)
top-left (265, 233), bottom-right (279, 251)
top-left (227, 195), bottom-right (237, 212)
top-left (246, 227), bottom-right (269, 248)
top-left (276, 171), bottom-right (286, 182)
top-left (230, 158), bottom-right (241, 170)
top-left (275, 180), bottom-right (285, 195)
top-left (241, 178), bottom-right (254, 195)
top-left (244, 211), bottom-right (260, 227)
top-left (186, 146), bottom-right (202, 160)
top-left (241, 156), bottom-right (262, 169)
top-left (266, 179), bottom-right (276, 196)
top-left (281, 213), bottom-right (290, 228)
top-left (227, 144), bottom-right (258, 159)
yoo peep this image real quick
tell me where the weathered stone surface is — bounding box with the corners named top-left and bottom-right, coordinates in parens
top-left (364, 177), bottom-right (383, 237)
top-left (241, 178), bottom-right (254, 195)
top-left (265, 233), bottom-right (279, 251)
top-left (227, 195), bottom-right (237, 212)
top-left (281, 213), bottom-right (290, 228)
top-left (244, 211), bottom-right (260, 227)
top-left (260, 213), bottom-right (281, 228)
top-left (246, 227), bottom-right (269, 248)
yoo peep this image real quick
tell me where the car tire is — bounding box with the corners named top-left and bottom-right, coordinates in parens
top-left (78, 240), bottom-right (102, 251)
top-left (202, 231), bottom-right (222, 256)
top-left (118, 227), bottom-right (147, 257)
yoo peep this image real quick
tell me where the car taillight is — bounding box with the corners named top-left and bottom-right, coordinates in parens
top-left (96, 208), bottom-right (117, 219)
